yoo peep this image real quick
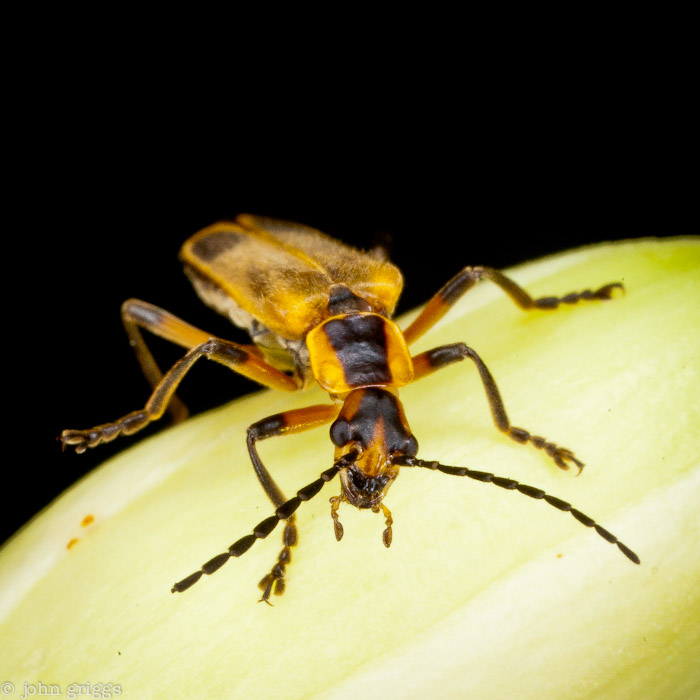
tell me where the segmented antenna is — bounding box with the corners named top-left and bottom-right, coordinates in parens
top-left (394, 456), bottom-right (640, 564)
top-left (171, 451), bottom-right (356, 593)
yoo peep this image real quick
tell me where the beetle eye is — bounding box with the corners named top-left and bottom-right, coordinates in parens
top-left (330, 418), bottom-right (349, 447)
top-left (404, 434), bottom-right (419, 457)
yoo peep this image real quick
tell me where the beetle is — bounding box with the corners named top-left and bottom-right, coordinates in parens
top-left (61, 214), bottom-right (639, 602)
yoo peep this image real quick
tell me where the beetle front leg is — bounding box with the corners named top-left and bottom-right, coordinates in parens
top-left (245, 404), bottom-right (341, 602)
top-left (411, 343), bottom-right (584, 473)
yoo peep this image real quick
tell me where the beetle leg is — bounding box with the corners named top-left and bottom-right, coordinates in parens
top-left (171, 458), bottom-right (350, 595)
top-left (402, 266), bottom-right (622, 345)
top-left (121, 299), bottom-right (277, 424)
top-left (122, 299), bottom-right (219, 423)
top-left (246, 404), bottom-right (341, 602)
top-left (61, 337), bottom-right (300, 453)
top-left (411, 343), bottom-right (584, 473)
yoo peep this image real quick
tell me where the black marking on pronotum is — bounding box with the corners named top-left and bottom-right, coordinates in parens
top-left (323, 314), bottom-right (392, 386)
top-left (394, 456), bottom-right (640, 565)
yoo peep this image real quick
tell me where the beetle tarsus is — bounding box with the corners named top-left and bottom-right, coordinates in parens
top-left (258, 520), bottom-right (295, 603)
top-left (508, 427), bottom-right (584, 474)
top-left (61, 410), bottom-right (148, 453)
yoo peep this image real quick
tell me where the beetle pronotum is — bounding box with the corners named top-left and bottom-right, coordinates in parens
top-left (62, 214), bottom-right (639, 602)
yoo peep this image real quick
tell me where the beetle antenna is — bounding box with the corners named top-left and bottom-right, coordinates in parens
top-left (171, 451), bottom-right (356, 594)
top-left (394, 456), bottom-right (640, 565)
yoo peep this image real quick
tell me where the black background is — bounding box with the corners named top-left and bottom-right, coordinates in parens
top-left (7, 110), bottom-right (697, 548)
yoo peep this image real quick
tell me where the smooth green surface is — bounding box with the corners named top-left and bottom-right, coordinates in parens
top-left (1, 238), bottom-right (698, 699)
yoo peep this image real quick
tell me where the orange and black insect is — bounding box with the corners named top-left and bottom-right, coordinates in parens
top-left (61, 214), bottom-right (639, 602)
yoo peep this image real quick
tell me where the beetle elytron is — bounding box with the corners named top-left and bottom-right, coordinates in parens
top-left (62, 214), bottom-right (639, 602)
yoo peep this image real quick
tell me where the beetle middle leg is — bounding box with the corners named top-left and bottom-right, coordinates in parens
top-left (246, 403), bottom-right (340, 602)
top-left (61, 332), bottom-right (301, 454)
top-left (411, 343), bottom-right (584, 472)
top-left (402, 266), bottom-right (622, 345)
top-left (121, 299), bottom-right (269, 424)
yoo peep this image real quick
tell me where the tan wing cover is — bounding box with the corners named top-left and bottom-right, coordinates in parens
top-left (180, 216), bottom-right (404, 340)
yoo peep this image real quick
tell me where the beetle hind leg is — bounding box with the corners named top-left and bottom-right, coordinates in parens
top-left (402, 266), bottom-right (623, 346)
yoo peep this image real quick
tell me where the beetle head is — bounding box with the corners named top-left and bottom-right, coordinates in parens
top-left (329, 388), bottom-right (418, 509)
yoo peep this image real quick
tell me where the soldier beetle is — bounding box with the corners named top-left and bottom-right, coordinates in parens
top-left (62, 214), bottom-right (639, 603)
